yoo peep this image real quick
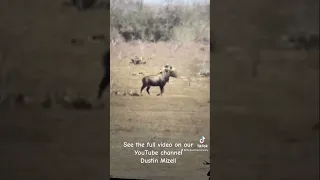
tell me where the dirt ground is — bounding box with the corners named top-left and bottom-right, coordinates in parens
top-left (109, 42), bottom-right (210, 179)
top-left (0, 0), bottom-right (319, 180)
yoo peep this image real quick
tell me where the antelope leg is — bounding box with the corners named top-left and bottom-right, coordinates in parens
top-left (140, 84), bottom-right (147, 94)
top-left (160, 86), bottom-right (164, 96)
top-left (146, 86), bottom-right (151, 95)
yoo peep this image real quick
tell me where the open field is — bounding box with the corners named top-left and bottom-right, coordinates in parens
top-left (1, 1), bottom-right (110, 180)
top-left (1, 1), bottom-right (210, 179)
top-left (210, 49), bottom-right (319, 180)
top-left (110, 42), bottom-right (210, 179)
top-left (211, 0), bottom-right (319, 179)
top-left (0, 0), bottom-right (318, 180)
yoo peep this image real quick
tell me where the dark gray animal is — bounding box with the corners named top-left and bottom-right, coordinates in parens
top-left (288, 32), bottom-right (319, 51)
top-left (97, 49), bottom-right (110, 100)
top-left (140, 69), bottom-right (177, 96)
top-left (72, 0), bottom-right (97, 10)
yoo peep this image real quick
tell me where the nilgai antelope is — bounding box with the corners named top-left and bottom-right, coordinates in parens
top-left (97, 49), bottom-right (110, 100)
top-left (140, 68), bottom-right (177, 96)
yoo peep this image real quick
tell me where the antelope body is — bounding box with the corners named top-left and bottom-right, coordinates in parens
top-left (140, 69), bottom-right (177, 96)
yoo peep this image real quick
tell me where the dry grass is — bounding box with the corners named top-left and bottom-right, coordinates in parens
top-left (1, 1), bottom-right (109, 180)
top-left (1, 0), bottom-right (318, 180)
top-left (210, 46), bottom-right (319, 180)
top-left (110, 42), bottom-right (210, 179)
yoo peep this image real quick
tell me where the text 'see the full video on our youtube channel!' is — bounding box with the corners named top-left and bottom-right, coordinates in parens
top-left (122, 136), bottom-right (209, 164)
